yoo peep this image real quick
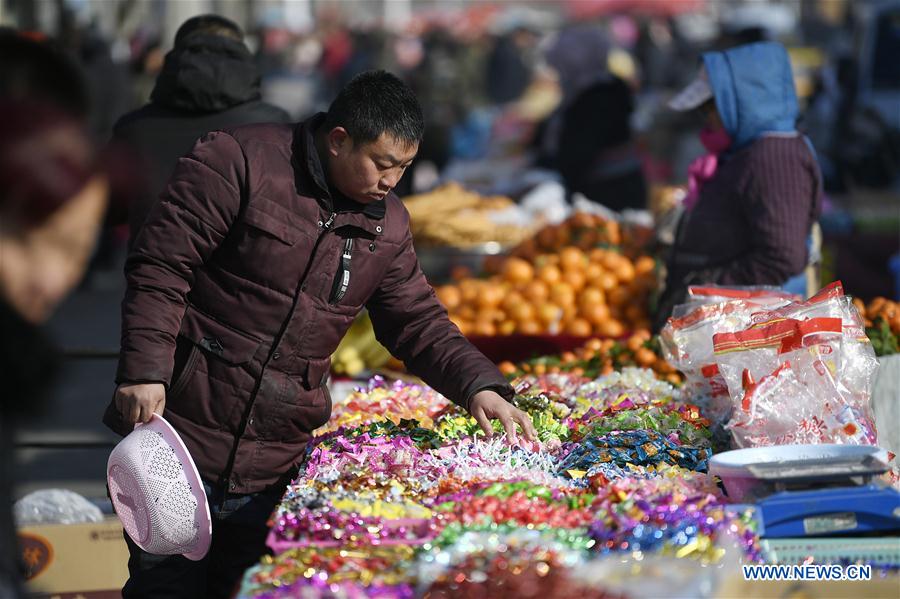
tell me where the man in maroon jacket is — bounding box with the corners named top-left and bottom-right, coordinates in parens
top-left (103, 70), bottom-right (536, 597)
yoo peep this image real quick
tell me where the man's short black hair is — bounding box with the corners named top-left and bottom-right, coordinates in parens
top-left (174, 14), bottom-right (243, 47)
top-left (324, 70), bottom-right (424, 148)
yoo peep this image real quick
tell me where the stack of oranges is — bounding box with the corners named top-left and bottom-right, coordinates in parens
top-left (853, 297), bottom-right (900, 333)
top-left (502, 212), bottom-right (653, 264)
top-left (435, 246), bottom-right (657, 338)
top-left (497, 332), bottom-right (683, 385)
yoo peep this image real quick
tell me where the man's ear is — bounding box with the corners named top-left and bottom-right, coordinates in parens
top-left (327, 127), bottom-right (351, 157)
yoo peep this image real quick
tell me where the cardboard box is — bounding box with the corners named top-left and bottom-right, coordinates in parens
top-left (17, 517), bottom-right (128, 598)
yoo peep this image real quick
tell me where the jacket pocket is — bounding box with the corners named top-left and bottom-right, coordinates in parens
top-left (168, 306), bottom-right (263, 430)
top-left (291, 356), bottom-right (332, 393)
top-left (242, 203), bottom-right (303, 246)
top-left (178, 305), bottom-right (262, 365)
top-left (168, 338), bottom-right (201, 400)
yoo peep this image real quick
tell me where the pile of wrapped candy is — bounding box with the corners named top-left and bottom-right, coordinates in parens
top-left (238, 369), bottom-right (761, 598)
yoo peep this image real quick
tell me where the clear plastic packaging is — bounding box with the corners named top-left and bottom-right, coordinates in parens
top-left (661, 298), bottom-right (785, 424)
top-left (713, 315), bottom-right (878, 448)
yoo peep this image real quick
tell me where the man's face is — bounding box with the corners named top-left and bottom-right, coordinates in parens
top-left (326, 128), bottom-right (418, 203)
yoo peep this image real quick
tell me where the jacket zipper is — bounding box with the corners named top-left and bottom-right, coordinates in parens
top-left (329, 237), bottom-right (353, 304)
top-left (220, 209), bottom-right (336, 495)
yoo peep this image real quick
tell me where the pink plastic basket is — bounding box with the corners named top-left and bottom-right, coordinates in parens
top-left (107, 413), bottom-right (212, 560)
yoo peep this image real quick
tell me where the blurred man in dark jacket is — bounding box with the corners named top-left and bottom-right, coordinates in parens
top-left (113, 15), bottom-right (290, 239)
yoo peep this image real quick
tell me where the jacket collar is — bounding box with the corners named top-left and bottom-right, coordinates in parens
top-left (292, 113), bottom-right (386, 225)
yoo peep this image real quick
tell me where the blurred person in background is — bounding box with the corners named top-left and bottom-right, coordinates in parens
top-left (113, 14), bottom-right (290, 241)
top-left (0, 33), bottom-right (109, 598)
top-left (541, 25), bottom-right (646, 211)
top-left (656, 42), bottom-right (823, 328)
top-left (486, 23), bottom-right (540, 105)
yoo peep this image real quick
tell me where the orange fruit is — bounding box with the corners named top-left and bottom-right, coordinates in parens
top-left (633, 319), bottom-right (653, 333)
top-left (599, 319), bottom-right (626, 338)
top-left (666, 373), bottom-right (683, 385)
top-left (436, 286), bottom-right (462, 311)
top-left (634, 347), bottom-right (656, 367)
top-left (561, 304), bottom-right (578, 324)
top-left (579, 286), bottom-right (606, 308)
top-left (549, 282), bottom-right (576, 308)
top-left (634, 255), bottom-right (656, 276)
top-left (457, 306), bottom-right (476, 321)
top-left (598, 272), bottom-right (618, 292)
top-left (523, 280), bottom-right (549, 303)
top-left (460, 280), bottom-right (479, 303)
top-left (537, 302), bottom-right (564, 325)
top-left (477, 284), bottom-right (504, 309)
top-left (614, 260), bottom-right (636, 284)
top-left (626, 335), bottom-right (645, 352)
top-left (503, 257), bottom-right (535, 286)
top-left (633, 329), bottom-right (652, 341)
top-left (566, 318), bottom-right (593, 337)
top-left (601, 318), bottom-right (625, 338)
top-left (562, 270), bottom-right (586, 292)
top-left (519, 320), bottom-right (543, 335)
top-left (589, 248), bottom-right (607, 263)
top-left (498, 320), bottom-right (517, 335)
top-left (538, 264), bottom-right (562, 285)
top-left (600, 252), bottom-right (620, 271)
top-left (498, 361), bottom-right (517, 375)
top-left (502, 291), bottom-right (526, 313)
top-left (585, 262), bottom-right (605, 283)
top-left (560, 247), bottom-right (587, 272)
top-left (509, 301), bottom-right (536, 323)
top-left (473, 320), bottom-right (496, 336)
top-left (581, 302), bottom-right (611, 326)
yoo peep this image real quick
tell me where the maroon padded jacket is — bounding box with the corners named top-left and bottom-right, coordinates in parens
top-left (103, 114), bottom-right (512, 493)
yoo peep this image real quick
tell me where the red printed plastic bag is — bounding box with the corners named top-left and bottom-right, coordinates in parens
top-left (713, 317), bottom-right (875, 447)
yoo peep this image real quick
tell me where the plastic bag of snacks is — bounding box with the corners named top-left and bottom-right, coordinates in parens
top-left (713, 316), bottom-right (877, 448)
top-left (749, 282), bottom-right (879, 405)
top-left (660, 296), bottom-right (791, 424)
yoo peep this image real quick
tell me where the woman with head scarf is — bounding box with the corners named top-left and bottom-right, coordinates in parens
top-left (656, 41), bottom-right (822, 326)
